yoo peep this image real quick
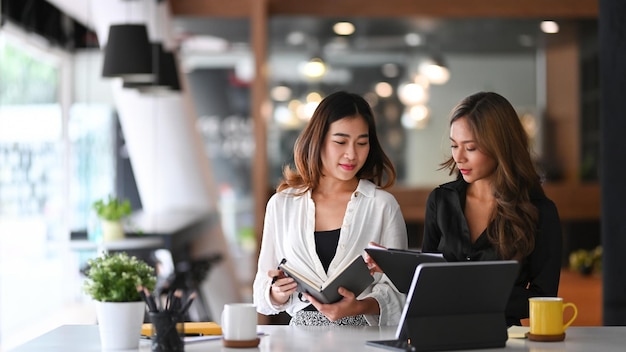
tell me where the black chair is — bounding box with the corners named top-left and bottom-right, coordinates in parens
top-left (155, 253), bottom-right (223, 321)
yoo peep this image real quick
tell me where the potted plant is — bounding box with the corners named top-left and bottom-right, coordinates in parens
top-left (92, 195), bottom-right (132, 242)
top-left (569, 245), bottom-right (602, 276)
top-left (83, 252), bottom-right (157, 350)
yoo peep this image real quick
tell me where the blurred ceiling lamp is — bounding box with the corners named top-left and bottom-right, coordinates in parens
top-left (401, 105), bottom-right (430, 129)
top-left (271, 84), bottom-right (292, 102)
top-left (102, 24), bottom-right (154, 83)
top-left (333, 22), bottom-right (355, 36)
top-left (398, 82), bottom-right (428, 106)
top-left (306, 91), bottom-right (323, 103)
top-left (302, 101), bottom-right (319, 120)
top-left (274, 104), bottom-right (300, 129)
top-left (418, 56), bottom-right (450, 85)
top-left (404, 33), bottom-right (423, 47)
top-left (381, 63), bottom-right (399, 78)
top-left (300, 57), bottom-right (327, 79)
top-left (286, 31), bottom-right (306, 46)
top-left (374, 82), bottom-right (393, 98)
top-left (123, 42), bottom-right (181, 93)
top-left (540, 21), bottom-right (560, 34)
top-left (413, 74), bottom-right (430, 89)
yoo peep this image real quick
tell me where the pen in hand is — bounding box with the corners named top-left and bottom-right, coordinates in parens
top-left (271, 258), bottom-right (287, 284)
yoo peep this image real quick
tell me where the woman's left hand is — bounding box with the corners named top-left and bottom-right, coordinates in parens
top-left (364, 241), bottom-right (385, 274)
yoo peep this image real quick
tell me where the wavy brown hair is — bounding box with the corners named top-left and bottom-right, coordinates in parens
top-left (440, 92), bottom-right (542, 260)
top-left (277, 91), bottom-right (396, 194)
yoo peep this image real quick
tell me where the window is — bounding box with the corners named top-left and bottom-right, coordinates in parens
top-left (0, 28), bottom-right (115, 349)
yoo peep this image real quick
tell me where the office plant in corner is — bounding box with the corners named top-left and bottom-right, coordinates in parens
top-left (83, 252), bottom-right (157, 350)
top-left (92, 195), bottom-right (132, 242)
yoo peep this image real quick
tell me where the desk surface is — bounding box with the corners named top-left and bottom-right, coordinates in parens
top-left (8, 324), bottom-right (626, 352)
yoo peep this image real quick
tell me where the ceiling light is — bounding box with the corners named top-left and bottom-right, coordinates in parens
top-left (302, 101), bottom-right (319, 120)
top-left (286, 31), bottom-right (306, 46)
top-left (333, 22), bottom-right (355, 36)
top-left (306, 91), bottom-right (323, 103)
top-left (102, 24), bottom-right (154, 82)
top-left (404, 33), bottom-right (422, 47)
top-left (401, 105), bottom-right (430, 129)
top-left (419, 56), bottom-right (450, 85)
top-left (413, 74), bottom-right (430, 89)
top-left (540, 21), bottom-right (560, 34)
top-left (271, 85), bottom-right (292, 102)
top-left (123, 43), bottom-right (181, 93)
top-left (381, 63), bottom-right (399, 78)
top-left (398, 82), bottom-right (428, 106)
top-left (274, 105), bottom-right (300, 129)
top-left (374, 82), bottom-right (393, 98)
top-left (299, 58), bottom-right (327, 79)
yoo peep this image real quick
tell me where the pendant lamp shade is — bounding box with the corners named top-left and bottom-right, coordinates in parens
top-left (123, 43), bottom-right (181, 93)
top-left (159, 50), bottom-right (181, 91)
top-left (102, 24), bottom-right (154, 83)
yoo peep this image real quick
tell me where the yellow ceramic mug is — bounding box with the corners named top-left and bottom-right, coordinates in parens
top-left (529, 297), bottom-right (578, 336)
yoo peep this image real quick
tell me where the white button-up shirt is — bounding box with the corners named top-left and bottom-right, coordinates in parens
top-left (253, 179), bottom-right (408, 325)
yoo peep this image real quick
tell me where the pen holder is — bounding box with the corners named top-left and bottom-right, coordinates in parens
top-left (149, 311), bottom-right (185, 352)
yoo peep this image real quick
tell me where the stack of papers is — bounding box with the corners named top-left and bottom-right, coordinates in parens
top-left (507, 326), bottom-right (530, 339)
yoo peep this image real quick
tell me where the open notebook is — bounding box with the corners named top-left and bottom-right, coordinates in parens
top-left (367, 260), bottom-right (519, 351)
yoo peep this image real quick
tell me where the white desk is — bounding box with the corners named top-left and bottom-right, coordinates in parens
top-left (8, 324), bottom-right (626, 352)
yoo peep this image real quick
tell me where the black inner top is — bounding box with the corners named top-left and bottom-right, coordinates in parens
top-left (315, 228), bottom-right (340, 273)
top-left (303, 228), bottom-right (340, 312)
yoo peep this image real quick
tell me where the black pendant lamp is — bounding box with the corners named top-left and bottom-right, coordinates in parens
top-left (123, 42), bottom-right (181, 93)
top-left (102, 24), bottom-right (154, 83)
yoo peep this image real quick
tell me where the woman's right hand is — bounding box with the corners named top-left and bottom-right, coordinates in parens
top-left (364, 241), bottom-right (386, 275)
top-left (268, 269), bottom-right (296, 305)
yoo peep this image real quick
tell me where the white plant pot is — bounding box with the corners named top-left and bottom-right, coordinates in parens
top-left (102, 220), bottom-right (124, 242)
top-left (95, 301), bottom-right (145, 350)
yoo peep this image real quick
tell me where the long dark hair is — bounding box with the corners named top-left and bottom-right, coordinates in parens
top-left (277, 91), bottom-right (396, 193)
top-left (441, 92), bottom-right (542, 260)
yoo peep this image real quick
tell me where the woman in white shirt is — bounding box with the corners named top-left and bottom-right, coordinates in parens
top-left (253, 91), bottom-right (407, 326)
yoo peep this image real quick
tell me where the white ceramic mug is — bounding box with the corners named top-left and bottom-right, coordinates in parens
top-left (221, 303), bottom-right (257, 341)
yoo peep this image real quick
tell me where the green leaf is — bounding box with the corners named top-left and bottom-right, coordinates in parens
top-left (83, 252), bottom-right (156, 302)
top-left (92, 195), bottom-right (132, 221)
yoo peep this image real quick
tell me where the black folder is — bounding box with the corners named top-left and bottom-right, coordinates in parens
top-left (366, 260), bottom-right (519, 352)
